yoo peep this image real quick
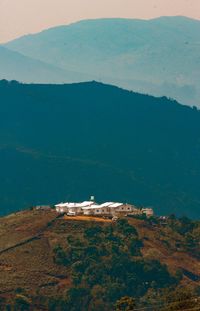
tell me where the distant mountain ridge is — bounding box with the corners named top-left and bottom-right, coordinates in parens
top-left (4, 16), bottom-right (200, 106)
top-left (0, 80), bottom-right (200, 217)
top-left (0, 45), bottom-right (92, 84)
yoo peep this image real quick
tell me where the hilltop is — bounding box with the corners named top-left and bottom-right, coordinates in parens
top-left (0, 80), bottom-right (200, 217)
top-left (0, 209), bottom-right (199, 310)
top-left (4, 16), bottom-right (200, 106)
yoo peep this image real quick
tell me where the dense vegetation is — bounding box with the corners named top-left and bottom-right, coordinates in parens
top-left (0, 210), bottom-right (199, 310)
top-left (166, 215), bottom-right (200, 259)
top-left (51, 219), bottom-right (177, 310)
top-left (0, 80), bottom-right (200, 217)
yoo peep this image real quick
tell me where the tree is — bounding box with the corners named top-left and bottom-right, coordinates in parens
top-left (14, 294), bottom-right (31, 311)
top-left (161, 288), bottom-right (199, 311)
top-left (115, 296), bottom-right (136, 311)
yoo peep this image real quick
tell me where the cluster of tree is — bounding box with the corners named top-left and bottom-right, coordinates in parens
top-left (1, 288), bottom-right (199, 311)
top-left (167, 215), bottom-right (200, 258)
top-left (1, 218), bottom-right (199, 310)
top-left (51, 220), bottom-right (177, 310)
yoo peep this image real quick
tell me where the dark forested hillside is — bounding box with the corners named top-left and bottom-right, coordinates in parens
top-left (0, 80), bottom-right (200, 217)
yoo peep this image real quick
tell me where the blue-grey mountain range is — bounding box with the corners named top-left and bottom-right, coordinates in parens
top-left (2, 16), bottom-right (200, 106)
top-left (0, 45), bottom-right (90, 84)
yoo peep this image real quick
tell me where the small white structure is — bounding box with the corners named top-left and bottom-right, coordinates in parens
top-left (142, 208), bottom-right (154, 217)
top-left (35, 205), bottom-right (51, 211)
top-left (82, 204), bottom-right (101, 216)
top-left (55, 203), bottom-right (69, 213)
top-left (82, 204), bottom-right (115, 216)
top-left (98, 202), bottom-right (115, 215)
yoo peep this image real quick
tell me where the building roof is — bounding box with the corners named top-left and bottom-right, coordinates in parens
top-left (109, 202), bottom-right (123, 208)
top-left (78, 201), bottom-right (94, 207)
top-left (55, 203), bottom-right (68, 208)
top-left (98, 202), bottom-right (123, 208)
top-left (56, 201), bottom-right (93, 208)
top-left (82, 204), bottom-right (100, 210)
top-left (99, 202), bottom-right (115, 207)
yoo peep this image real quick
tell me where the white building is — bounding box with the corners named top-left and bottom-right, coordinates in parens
top-left (82, 202), bottom-right (140, 216)
top-left (82, 204), bottom-right (102, 216)
top-left (55, 201), bottom-right (93, 215)
top-left (55, 199), bottom-right (153, 218)
top-left (55, 203), bottom-right (69, 214)
top-left (82, 203), bottom-right (116, 216)
top-left (110, 203), bottom-right (134, 213)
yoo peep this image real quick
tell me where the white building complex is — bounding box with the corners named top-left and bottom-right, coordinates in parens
top-left (55, 200), bottom-right (154, 218)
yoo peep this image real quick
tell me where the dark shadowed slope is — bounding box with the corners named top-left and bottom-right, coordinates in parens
top-left (5, 16), bottom-right (200, 106)
top-left (0, 80), bottom-right (200, 217)
top-left (0, 46), bottom-right (90, 83)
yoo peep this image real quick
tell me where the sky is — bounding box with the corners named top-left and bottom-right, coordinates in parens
top-left (0, 0), bottom-right (200, 43)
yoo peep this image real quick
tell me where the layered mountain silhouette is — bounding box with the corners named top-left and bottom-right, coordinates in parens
top-left (4, 16), bottom-right (200, 106)
top-left (0, 46), bottom-right (91, 83)
top-left (0, 80), bottom-right (200, 217)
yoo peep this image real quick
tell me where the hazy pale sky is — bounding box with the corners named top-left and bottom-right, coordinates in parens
top-left (0, 0), bottom-right (200, 43)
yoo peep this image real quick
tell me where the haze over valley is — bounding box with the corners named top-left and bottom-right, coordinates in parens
top-left (2, 16), bottom-right (200, 107)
